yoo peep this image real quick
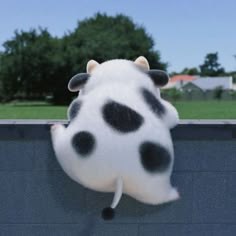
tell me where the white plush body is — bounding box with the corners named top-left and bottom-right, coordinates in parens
top-left (51, 59), bottom-right (179, 206)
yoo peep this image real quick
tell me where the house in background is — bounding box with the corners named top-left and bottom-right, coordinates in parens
top-left (181, 77), bottom-right (233, 92)
top-left (163, 75), bottom-right (234, 100)
top-left (163, 75), bottom-right (196, 90)
top-left (164, 75), bottom-right (233, 91)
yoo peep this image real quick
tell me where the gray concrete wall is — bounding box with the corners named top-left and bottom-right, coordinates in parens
top-left (0, 120), bottom-right (236, 236)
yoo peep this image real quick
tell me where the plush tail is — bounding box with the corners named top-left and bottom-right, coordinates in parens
top-left (102, 177), bottom-right (123, 220)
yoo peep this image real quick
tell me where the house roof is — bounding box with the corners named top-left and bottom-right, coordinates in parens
top-left (170, 75), bottom-right (196, 82)
top-left (166, 76), bottom-right (233, 90)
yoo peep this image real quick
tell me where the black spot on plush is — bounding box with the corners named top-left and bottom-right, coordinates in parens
top-left (147, 70), bottom-right (169, 87)
top-left (141, 88), bottom-right (165, 117)
top-left (72, 131), bottom-right (95, 156)
top-left (69, 100), bottom-right (82, 121)
top-left (102, 207), bottom-right (115, 220)
top-left (102, 100), bottom-right (144, 133)
top-left (68, 73), bottom-right (90, 91)
top-left (139, 141), bottom-right (171, 173)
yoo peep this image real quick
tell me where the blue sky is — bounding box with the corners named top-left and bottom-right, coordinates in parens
top-left (1, 0), bottom-right (235, 72)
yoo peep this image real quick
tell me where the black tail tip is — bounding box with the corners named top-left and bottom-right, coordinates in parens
top-left (102, 207), bottom-right (115, 220)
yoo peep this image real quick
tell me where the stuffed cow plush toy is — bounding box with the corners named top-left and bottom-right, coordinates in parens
top-left (51, 56), bottom-right (179, 220)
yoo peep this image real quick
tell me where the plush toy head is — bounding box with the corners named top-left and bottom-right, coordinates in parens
top-left (51, 56), bottom-right (179, 220)
top-left (68, 56), bottom-right (169, 94)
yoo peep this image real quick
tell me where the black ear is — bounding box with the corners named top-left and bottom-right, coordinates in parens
top-left (148, 70), bottom-right (169, 87)
top-left (68, 73), bottom-right (89, 92)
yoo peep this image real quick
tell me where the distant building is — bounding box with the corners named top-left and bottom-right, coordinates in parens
top-left (182, 77), bottom-right (233, 91)
top-left (164, 75), bottom-right (233, 91)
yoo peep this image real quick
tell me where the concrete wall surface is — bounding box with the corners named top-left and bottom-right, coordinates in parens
top-left (0, 120), bottom-right (235, 236)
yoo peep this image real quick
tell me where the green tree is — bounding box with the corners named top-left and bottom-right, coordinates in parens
top-left (232, 55), bottom-right (236, 83)
top-left (0, 28), bottom-right (59, 101)
top-left (167, 88), bottom-right (182, 102)
top-left (199, 52), bottom-right (225, 76)
top-left (0, 13), bottom-right (167, 104)
top-left (64, 13), bottom-right (167, 74)
top-left (213, 86), bottom-right (224, 100)
top-left (181, 67), bottom-right (200, 75)
top-left (230, 71), bottom-right (236, 83)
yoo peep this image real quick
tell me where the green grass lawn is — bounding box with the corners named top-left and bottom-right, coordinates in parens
top-left (174, 101), bottom-right (236, 119)
top-left (0, 102), bottom-right (67, 119)
top-left (0, 100), bottom-right (236, 119)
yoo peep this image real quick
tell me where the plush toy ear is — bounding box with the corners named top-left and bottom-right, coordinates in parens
top-left (68, 73), bottom-right (89, 92)
top-left (148, 70), bottom-right (169, 87)
top-left (135, 56), bottom-right (169, 86)
top-left (87, 60), bottom-right (100, 74)
top-left (134, 56), bottom-right (150, 70)
top-left (68, 60), bottom-right (99, 92)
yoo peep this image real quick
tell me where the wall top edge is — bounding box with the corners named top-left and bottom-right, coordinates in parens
top-left (0, 119), bottom-right (235, 125)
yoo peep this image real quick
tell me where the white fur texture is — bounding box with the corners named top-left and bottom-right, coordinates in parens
top-left (51, 59), bottom-right (179, 208)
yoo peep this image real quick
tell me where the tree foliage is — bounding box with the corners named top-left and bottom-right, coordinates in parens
top-left (199, 52), bottom-right (225, 76)
top-left (68, 13), bottom-right (166, 71)
top-left (171, 52), bottom-right (229, 78)
top-left (180, 67), bottom-right (200, 75)
top-left (0, 13), bottom-right (166, 104)
top-left (0, 28), bottom-right (60, 101)
top-left (213, 86), bottom-right (224, 100)
top-left (167, 88), bottom-right (182, 102)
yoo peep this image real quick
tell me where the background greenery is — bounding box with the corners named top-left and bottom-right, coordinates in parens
top-left (0, 13), bottom-right (166, 105)
top-left (0, 13), bottom-right (236, 119)
top-left (0, 100), bottom-right (235, 119)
